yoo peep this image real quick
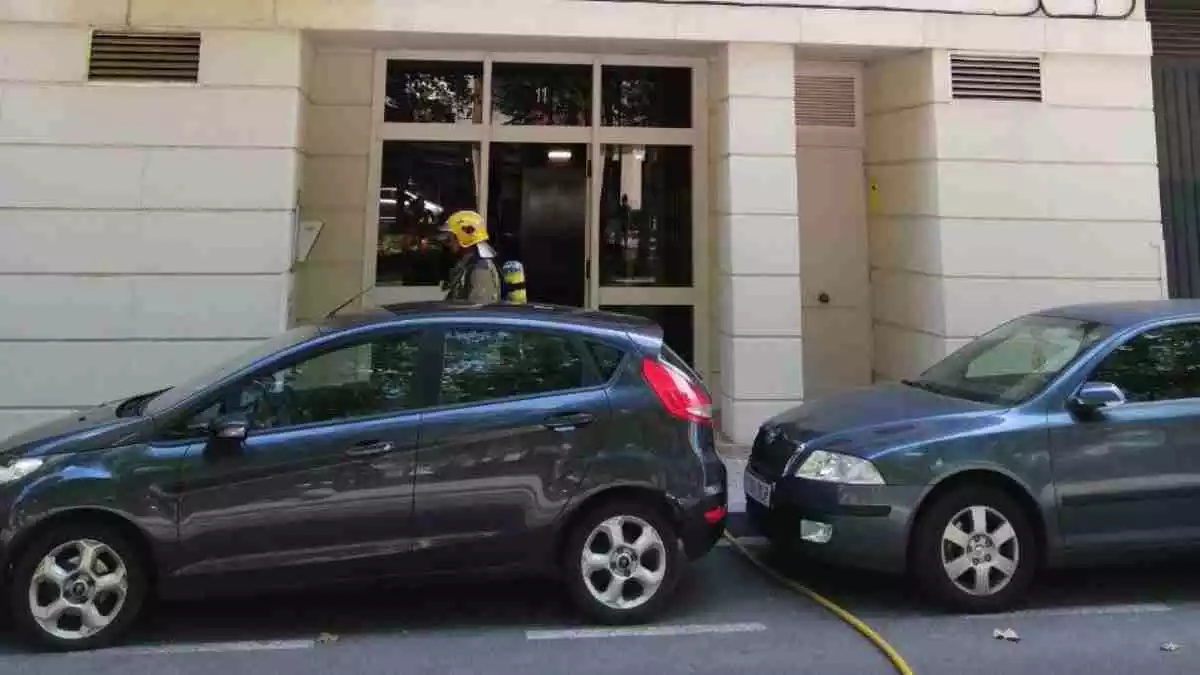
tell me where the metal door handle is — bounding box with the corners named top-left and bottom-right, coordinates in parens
top-left (544, 412), bottom-right (595, 431)
top-left (344, 440), bottom-right (396, 457)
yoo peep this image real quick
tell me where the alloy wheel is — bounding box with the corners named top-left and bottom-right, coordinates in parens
top-left (940, 505), bottom-right (1020, 597)
top-left (580, 515), bottom-right (668, 611)
top-left (27, 539), bottom-right (129, 642)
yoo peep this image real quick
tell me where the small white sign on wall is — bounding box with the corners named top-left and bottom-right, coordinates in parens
top-left (295, 219), bottom-right (324, 264)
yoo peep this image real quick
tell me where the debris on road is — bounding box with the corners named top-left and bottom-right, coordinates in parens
top-left (317, 632), bottom-right (340, 645)
top-left (1160, 642), bottom-right (1180, 653)
top-left (993, 628), bottom-right (1021, 642)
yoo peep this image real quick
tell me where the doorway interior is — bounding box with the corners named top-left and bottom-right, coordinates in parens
top-left (365, 53), bottom-right (707, 374)
top-left (488, 143), bottom-right (588, 307)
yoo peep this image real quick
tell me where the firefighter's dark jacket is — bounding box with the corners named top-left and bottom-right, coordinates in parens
top-left (444, 243), bottom-right (502, 303)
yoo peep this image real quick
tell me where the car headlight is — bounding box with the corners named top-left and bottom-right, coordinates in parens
top-left (793, 450), bottom-right (885, 485)
top-left (0, 457), bottom-right (44, 485)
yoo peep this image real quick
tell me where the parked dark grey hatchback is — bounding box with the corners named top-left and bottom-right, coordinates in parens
top-left (0, 302), bottom-right (726, 651)
top-left (746, 300), bottom-right (1200, 613)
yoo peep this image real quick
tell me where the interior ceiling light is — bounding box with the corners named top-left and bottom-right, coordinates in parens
top-left (547, 148), bottom-right (572, 161)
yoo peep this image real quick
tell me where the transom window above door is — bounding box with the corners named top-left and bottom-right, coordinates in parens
top-left (384, 60), bottom-right (484, 124)
top-left (382, 60), bottom-right (694, 128)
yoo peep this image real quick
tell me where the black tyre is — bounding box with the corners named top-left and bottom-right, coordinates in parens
top-left (911, 485), bottom-right (1037, 614)
top-left (562, 499), bottom-right (685, 625)
top-left (8, 523), bottom-right (148, 651)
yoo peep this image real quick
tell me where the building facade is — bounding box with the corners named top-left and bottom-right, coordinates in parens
top-left (0, 0), bottom-right (1167, 445)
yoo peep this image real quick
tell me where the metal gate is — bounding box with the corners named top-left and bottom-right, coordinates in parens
top-left (1151, 3), bottom-right (1200, 297)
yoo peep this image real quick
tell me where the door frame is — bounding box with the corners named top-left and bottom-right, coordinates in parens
top-left (364, 51), bottom-right (710, 379)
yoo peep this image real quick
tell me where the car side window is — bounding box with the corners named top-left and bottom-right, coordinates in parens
top-left (586, 340), bottom-right (626, 381)
top-left (439, 328), bottom-right (585, 405)
top-left (176, 332), bottom-right (422, 435)
top-left (1089, 323), bottom-right (1200, 404)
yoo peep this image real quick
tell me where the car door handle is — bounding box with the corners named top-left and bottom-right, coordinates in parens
top-left (544, 412), bottom-right (595, 431)
top-left (344, 440), bottom-right (396, 458)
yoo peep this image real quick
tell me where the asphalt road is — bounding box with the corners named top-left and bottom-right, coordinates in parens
top-left (3, 525), bottom-right (1200, 675)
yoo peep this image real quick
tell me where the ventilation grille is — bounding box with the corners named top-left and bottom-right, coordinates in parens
top-left (1149, 7), bottom-right (1200, 58)
top-left (950, 54), bottom-right (1042, 102)
top-left (794, 75), bottom-right (857, 128)
top-left (88, 31), bottom-right (201, 82)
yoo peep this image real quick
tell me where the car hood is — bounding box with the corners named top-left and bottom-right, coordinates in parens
top-left (0, 397), bottom-right (146, 460)
top-left (765, 382), bottom-right (999, 459)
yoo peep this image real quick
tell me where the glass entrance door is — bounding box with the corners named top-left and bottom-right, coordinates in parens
top-left (366, 54), bottom-right (706, 375)
top-left (596, 143), bottom-right (696, 365)
top-left (487, 143), bottom-right (589, 307)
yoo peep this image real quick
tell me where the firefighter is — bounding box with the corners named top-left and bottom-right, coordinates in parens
top-left (440, 210), bottom-right (502, 304)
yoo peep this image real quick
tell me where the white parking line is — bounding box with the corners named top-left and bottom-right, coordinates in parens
top-left (716, 535), bottom-right (769, 548)
top-left (79, 639), bottom-right (317, 656)
top-left (525, 622), bottom-right (768, 641)
top-left (960, 602), bottom-right (1172, 620)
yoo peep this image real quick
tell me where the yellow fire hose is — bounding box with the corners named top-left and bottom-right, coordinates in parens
top-left (722, 531), bottom-right (915, 675)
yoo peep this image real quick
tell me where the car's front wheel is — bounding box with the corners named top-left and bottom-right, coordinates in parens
top-left (562, 499), bottom-right (684, 625)
top-left (912, 485), bottom-right (1037, 613)
top-left (9, 523), bottom-right (147, 651)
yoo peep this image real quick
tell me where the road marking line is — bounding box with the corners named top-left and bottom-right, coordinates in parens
top-left (525, 622), bottom-right (767, 641)
top-left (960, 602), bottom-right (1172, 619)
top-left (82, 639), bottom-right (317, 656)
top-left (717, 536), bottom-right (769, 548)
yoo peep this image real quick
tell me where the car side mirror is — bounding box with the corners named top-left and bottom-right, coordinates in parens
top-left (1069, 381), bottom-right (1126, 413)
top-left (209, 414), bottom-right (249, 442)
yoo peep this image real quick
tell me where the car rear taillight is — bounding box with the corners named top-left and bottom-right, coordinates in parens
top-left (640, 356), bottom-right (713, 425)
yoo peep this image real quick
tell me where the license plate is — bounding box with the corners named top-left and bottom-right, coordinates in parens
top-left (744, 470), bottom-right (773, 508)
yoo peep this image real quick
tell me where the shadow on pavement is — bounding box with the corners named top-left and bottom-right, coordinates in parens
top-left (8, 532), bottom-right (1198, 653)
top-left (749, 542), bottom-right (1200, 618)
top-left (0, 547), bottom-right (779, 653)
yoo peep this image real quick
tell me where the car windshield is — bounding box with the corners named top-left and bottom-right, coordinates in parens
top-left (143, 325), bottom-right (323, 416)
top-left (908, 314), bottom-right (1113, 406)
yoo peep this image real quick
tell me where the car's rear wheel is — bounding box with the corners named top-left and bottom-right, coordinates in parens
top-left (9, 523), bottom-right (147, 651)
top-left (911, 485), bottom-right (1037, 613)
top-left (562, 499), bottom-right (684, 625)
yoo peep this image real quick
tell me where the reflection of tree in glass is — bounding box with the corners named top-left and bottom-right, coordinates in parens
top-left (1092, 326), bottom-right (1200, 403)
top-left (600, 67), bottom-right (690, 128)
top-left (587, 342), bottom-right (625, 379)
top-left (604, 77), bottom-right (659, 127)
top-left (440, 330), bottom-right (584, 405)
top-left (492, 67), bottom-right (590, 126)
top-left (242, 338), bottom-right (421, 428)
top-left (371, 339), bottom-right (421, 403)
top-left (386, 70), bottom-right (479, 123)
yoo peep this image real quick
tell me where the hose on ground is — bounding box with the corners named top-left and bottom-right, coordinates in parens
top-left (723, 531), bottom-right (915, 675)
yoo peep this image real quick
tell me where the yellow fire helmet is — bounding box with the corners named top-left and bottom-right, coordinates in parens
top-left (441, 209), bottom-right (489, 248)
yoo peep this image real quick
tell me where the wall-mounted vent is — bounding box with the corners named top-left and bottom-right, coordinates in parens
top-left (794, 75), bottom-right (857, 128)
top-left (88, 31), bottom-right (201, 82)
top-left (1149, 7), bottom-right (1200, 58)
top-left (950, 54), bottom-right (1041, 102)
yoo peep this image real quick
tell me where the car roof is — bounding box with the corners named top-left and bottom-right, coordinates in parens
top-left (1036, 299), bottom-right (1200, 328)
top-left (320, 301), bottom-right (664, 338)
